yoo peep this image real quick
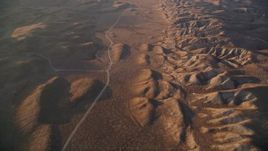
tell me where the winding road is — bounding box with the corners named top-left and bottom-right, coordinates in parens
top-left (61, 12), bottom-right (124, 151)
top-left (33, 53), bottom-right (105, 73)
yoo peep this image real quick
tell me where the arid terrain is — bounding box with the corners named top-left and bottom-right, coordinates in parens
top-left (1, 0), bottom-right (268, 150)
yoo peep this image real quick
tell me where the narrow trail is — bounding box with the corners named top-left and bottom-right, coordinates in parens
top-left (0, 53), bottom-right (105, 73)
top-left (61, 12), bottom-right (124, 151)
top-left (33, 53), bottom-right (106, 73)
